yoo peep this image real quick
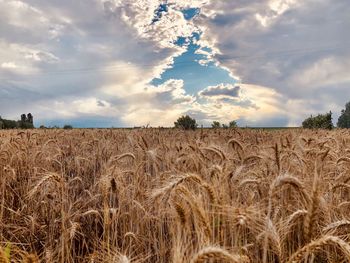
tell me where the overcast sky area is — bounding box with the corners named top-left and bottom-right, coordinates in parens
top-left (0, 0), bottom-right (349, 127)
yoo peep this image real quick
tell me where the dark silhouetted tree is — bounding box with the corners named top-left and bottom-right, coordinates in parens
top-left (174, 115), bottom-right (197, 130)
top-left (211, 121), bottom-right (221, 128)
top-left (2, 119), bottom-right (18, 129)
top-left (21, 114), bottom-right (26, 123)
top-left (302, 111), bottom-right (333, 130)
top-left (27, 113), bottom-right (33, 124)
top-left (18, 113), bottom-right (34, 129)
top-left (229, 120), bottom-right (238, 128)
top-left (337, 102), bottom-right (350, 128)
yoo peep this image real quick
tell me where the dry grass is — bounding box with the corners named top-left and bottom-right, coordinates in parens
top-left (1, 128), bottom-right (350, 262)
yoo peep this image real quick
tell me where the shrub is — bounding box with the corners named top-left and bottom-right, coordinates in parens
top-left (337, 102), bottom-right (350, 128)
top-left (211, 121), bottom-right (221, 128)
top-left (2, 119), bottom-right (18, 129)
top-left (18, 121), bottom-right (34, 129)
top-left (229, 120), bottom-right (238, 128)
top-left (211, 120), bottom-right (238, 129)
top-left (302, 112), bottom-right (333, 130)
top-left (174, 115), bottom-right (198, 130)
top-left (63, 124), bottom-right (73, 129)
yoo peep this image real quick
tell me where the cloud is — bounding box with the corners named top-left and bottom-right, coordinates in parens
top-left (104, 0), bottom-right (206, 49)
top-left (0, 0), bottom-right (200, 126)
top-left (1, 62), bottom-right (17, 69)
top-left (196, 0), bottom-right (350, 125)
top-left (189, 83), bottom-right (285, 126)
top-left (118, 79), bottom-right (196, 126)
top-left (199, 83), bottom-right (240, 98)
top-left (97, 100), bottom-right (106, 107)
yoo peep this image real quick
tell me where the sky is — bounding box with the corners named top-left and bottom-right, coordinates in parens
top-left (0, 0), bottom-right (349, 127)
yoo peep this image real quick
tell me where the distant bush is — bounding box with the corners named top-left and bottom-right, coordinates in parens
top-left (229, 120), bottom-right (238, 128)
top-left (2, 119), bottom-right (18, 129)
top-left (18, 121), bottom-right (34, 129)
top-left (174, 115), bottom-right (197, 130)
top-left (210, 120), bottom-right (238, 129)
top-left (302, 112), bottom-right (333, 130)
top-left (63, 124), bottom-right (73, 129)
top-left (337, 102), bottom-right (350, 128)
top-left (0, 113), bottom-right (34, 129)
top-left (211, 121), bottom-right (221, 128)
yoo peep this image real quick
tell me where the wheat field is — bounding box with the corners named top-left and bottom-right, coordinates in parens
top-left (1, 128), bottom-right (350, 262)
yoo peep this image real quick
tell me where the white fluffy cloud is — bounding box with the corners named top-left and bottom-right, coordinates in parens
top-left (196, 0), bottom-right (350, 125)
top-left (193, 83), bottom-right (285, 125)
top-left (0, 0), bottom-right (192, 125)
top-left (119, 79), bottom-right (196, 126)
top-left (109, 0), bottom-right (200, 49)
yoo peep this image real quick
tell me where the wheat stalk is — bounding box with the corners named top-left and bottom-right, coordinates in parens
top-left (190, 247), bottom-right (244, 263)
top-left (287, 235), bottom-right (350, 263)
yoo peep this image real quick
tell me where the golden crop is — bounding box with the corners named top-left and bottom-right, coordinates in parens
top-left (0, 128), bottom-right (350, 262)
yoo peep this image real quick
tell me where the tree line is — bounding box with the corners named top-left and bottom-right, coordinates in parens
top-left (1, 101), bottom-right (350, 130)
top-left (174, 115), bottom-right (237, 130)
top-left (301, 102), bottom-right (350, 130)
top-left (175, 101), bottom-right (350, 130)
top-left (0, 113), bottom-right (34, 129)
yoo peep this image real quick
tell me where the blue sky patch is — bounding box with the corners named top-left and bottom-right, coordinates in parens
top-left (174, 36), bottom-right (189, 47)
top-left (183, 8), bottom-right (200, 20)
top-left (152, 3), bottom-right (168, 24)
top-left (152, 33), bottom-right (237, 95)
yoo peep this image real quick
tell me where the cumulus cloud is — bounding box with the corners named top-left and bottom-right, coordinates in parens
top-left (190, 83), bottom-right (284, 126)
top-left (196, 0), bottom-right (350, 125)
top-left (1, 62), bottom-right (17, 69)
top-left (103, 0), bottom-right (206, 49)
top-left (118, 79), bottom-right (196, 126)
top-left (0, 0), bottom-right (198, 125)
top-left (199, 84), bottom-right (240, 98)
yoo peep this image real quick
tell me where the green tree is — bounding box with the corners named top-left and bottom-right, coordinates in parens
top-left (2, 119), bottom-right (18, 129)
top-left (27, 113), bottom-right (33, 124)
top-left (63, 124), bottom-right (73, 129)
top-left (17, 113), bottom-right (34, 129)
top-left (174, 115), bottom-right (198, 130)
top-left (18, 121), bottom-right (34, 129)
top-left (337, 102), bottom-right (350, 128)
top-left (211, 121), bottom-right (221, 128)
top-left (302, 111), bottom-right (333, 130)
top-left (229, 120), bottom-right (238, 128)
